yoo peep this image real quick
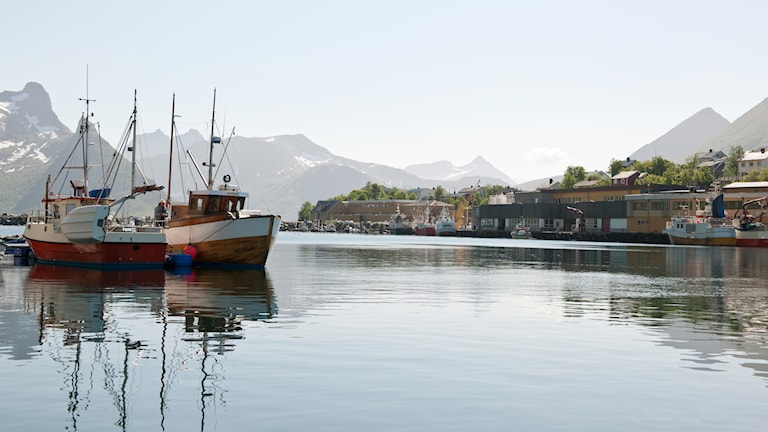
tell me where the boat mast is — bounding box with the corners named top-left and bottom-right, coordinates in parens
top-left (207, 89), bottom-right (217, 190)
top-left (167, 93), bottom-right (176, 202)
top-left (130, 90), bottom-right (138, 195)
top-left (77, 96), bottom-right (95, 194)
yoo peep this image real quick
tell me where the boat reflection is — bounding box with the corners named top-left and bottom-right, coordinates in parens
top-left (165, 268), bottom-right (277, 336)
top-left (21, 265), bottom-right (276, 431)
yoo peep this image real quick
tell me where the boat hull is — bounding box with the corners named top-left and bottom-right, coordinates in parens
top-left (26, 237), bottom-right (167, 269)
top-left (414, 225), bottom-right (436, 236)
top-left (390, 225), bottom-right (413, 235)
top-left (165, 214), bottom-right (280, 267)
top-left (667, 234), bottom-right (736, 246)
top-left (665, 217), bottom-right (736, 246)
top-left (735, 229), bottom-right (768, 247)
top-left (436, 224), bottom-right (456, 236)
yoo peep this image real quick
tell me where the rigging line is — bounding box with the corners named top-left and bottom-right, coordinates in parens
top-left (50, 118), bottom-right (87, 189)
top-left (174, 124), bottom-right (194, 197)
top-left (96, 122), bottom-right (106, 185)
top-left (99, 111), bottom-right (134, 192)
top-left (133, 103), bottom-right (158, 186)
top-left (213, 127), bottom-right (236, 183)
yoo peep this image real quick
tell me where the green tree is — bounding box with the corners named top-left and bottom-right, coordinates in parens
top-left (433, 185), bottom-right (447, 201)
top-left (632, 156), bottom-right (674, 177)
top-left (609, 159), bottom-right (625, 176)
top-left (562, 166), bottom-right (587, 189)
top-left (741, 168), bottom-right (768, 182)
top-left (636, 173), bottom-right (666, 185)
top-left (369, 182), bottom-right (383, 200)
top-left (298, 201), bottom-right (314, 221)
top-left (725, 145), bottom-right (745, 179)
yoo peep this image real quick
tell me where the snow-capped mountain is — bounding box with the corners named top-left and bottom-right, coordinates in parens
top-left (404, 156), bottom-right (515, 184)
top-left (0, 82), bottom-right (75, 212)
top-left (1, 82), bottom-right (512, 219)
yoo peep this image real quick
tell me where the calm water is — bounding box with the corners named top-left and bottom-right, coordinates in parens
top-left (2, 230), bottom-right (768, 431)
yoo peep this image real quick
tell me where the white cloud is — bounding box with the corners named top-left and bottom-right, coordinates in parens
top-left (524, 147), bottom-right (569, 165)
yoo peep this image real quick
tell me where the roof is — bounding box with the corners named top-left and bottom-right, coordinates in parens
top-left (612, 170), bottom-right (640, 179)
top-left (723, 181), bottom-right (768, 189)
top-left (740, 150), bottom-right (768, 161)
top-left (574, 180), bottom-right (601, 188)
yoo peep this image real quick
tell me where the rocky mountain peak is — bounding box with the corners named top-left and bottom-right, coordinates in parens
top-left (0, 82), bottom-right (69, 138)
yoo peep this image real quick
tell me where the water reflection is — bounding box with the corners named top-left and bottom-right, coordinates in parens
top-left (552, 247), bottom-right (768, 382)
top-left (3, 237), bottom-right (768, 430)
top-left (303, 241), bottom-right (768, 279)
top-left (293, 240), bottom-right (768, 385)
top-left (17, 265), bottom-right (276, 431)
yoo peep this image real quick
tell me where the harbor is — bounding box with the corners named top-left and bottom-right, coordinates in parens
top-left (2, 231), bottom-right (768, 431)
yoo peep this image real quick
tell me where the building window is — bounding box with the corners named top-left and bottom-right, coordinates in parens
top-left (651, 201), bottom-right (667, 211)
top-left (632, 201), bottom-right (648, 211)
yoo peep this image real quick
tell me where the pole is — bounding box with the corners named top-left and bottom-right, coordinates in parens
top-left (208, 89), bottom-right (217, 189)
top-left (167, 93), bottom-right (175, 203)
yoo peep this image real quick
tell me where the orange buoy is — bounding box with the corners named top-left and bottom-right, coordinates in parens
top-left (182, 244), bottom-right (198, 259)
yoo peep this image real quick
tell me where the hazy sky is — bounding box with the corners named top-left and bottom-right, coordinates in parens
top-left (6, 0), bottom-right (768, 184)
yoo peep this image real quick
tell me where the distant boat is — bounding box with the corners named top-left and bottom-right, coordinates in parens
top-left (162, 91), bottom-right (280, 267)
top-left (665, 194), bottom-right (736, 246)
top-left (435, 206), bottom-right (456, 236)
top-left (413, 202), bottom-right (436, 236)
top-left (389, 204), bottom-right (413, 235)
top-left (509, 224), bottom-right (531, 239)
top-left (732, 196), bottom-right (768, 247)
top-left (24, 91), bottom-right (167, 269)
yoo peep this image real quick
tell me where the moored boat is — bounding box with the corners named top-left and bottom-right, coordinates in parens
top-left (389, 204), bottom-right (413, 235)
top-left (435, 206), bottom-right (456, 236)
top-left (24, 92), bottom-right (167, 269)
top-left (509, 224), bottom-right (531, 239)
top-left (413, 202), bottom-right (436, 236)
top-left (162, 91), bottom-right (280, 267)
top-left (665, 194), bottom-right (736, 246)
top-left (733, 196), bottom-right (768, 247)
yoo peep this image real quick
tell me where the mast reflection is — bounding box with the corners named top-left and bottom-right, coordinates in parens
top-left (23, 265), bottom-right (276, 431)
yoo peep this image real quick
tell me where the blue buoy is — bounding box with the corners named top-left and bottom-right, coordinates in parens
top-left (171, 253), bottom-right (193, 267)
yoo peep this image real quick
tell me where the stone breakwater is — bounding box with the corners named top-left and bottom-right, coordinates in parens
top-left (1, 214), bottom-right (26, 225)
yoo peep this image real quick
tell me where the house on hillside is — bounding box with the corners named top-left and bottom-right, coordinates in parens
top-left (621, 157), bottom-right (637, 168)
top-left (611, 170), bottom-right (641, 187)
top-left (738, 148), bottom-right (768, 179)
top-left (696, 149), bottom-right (727, 179)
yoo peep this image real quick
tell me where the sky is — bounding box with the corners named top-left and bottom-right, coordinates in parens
top-left (5, 0), bottom-right (768, 184)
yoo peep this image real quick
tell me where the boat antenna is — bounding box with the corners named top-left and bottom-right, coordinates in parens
top-left (207, 88), bottom-right (217, 189)
top-left (130, 90), bottom-right (138, 199)
top-left (78, 66), bottom-right (95, 194)
top-left (167, 93), bottom-right (176, 202)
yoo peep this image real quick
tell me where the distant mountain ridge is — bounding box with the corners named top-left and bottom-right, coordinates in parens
top-left (1, 82), bottom-right (511, 219)
top-left (404, 156), bottom-right (515, 185)
top-left (6, 82), bottom-right (768, 217)
top-left (629, 107), bottom-right (730, 163)
top-left (702, 97), bottom-right (768, 153)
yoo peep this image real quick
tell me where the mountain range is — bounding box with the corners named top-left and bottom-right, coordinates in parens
top-left (1, 82), bottom-right (513, 219)
top-left (5, 82), bottom-right (768, 220)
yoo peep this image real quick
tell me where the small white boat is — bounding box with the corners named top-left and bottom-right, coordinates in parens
top-left (435, 206), bottom-right (456, 236)
top-left (665, 194), bottom-right (736, 246)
